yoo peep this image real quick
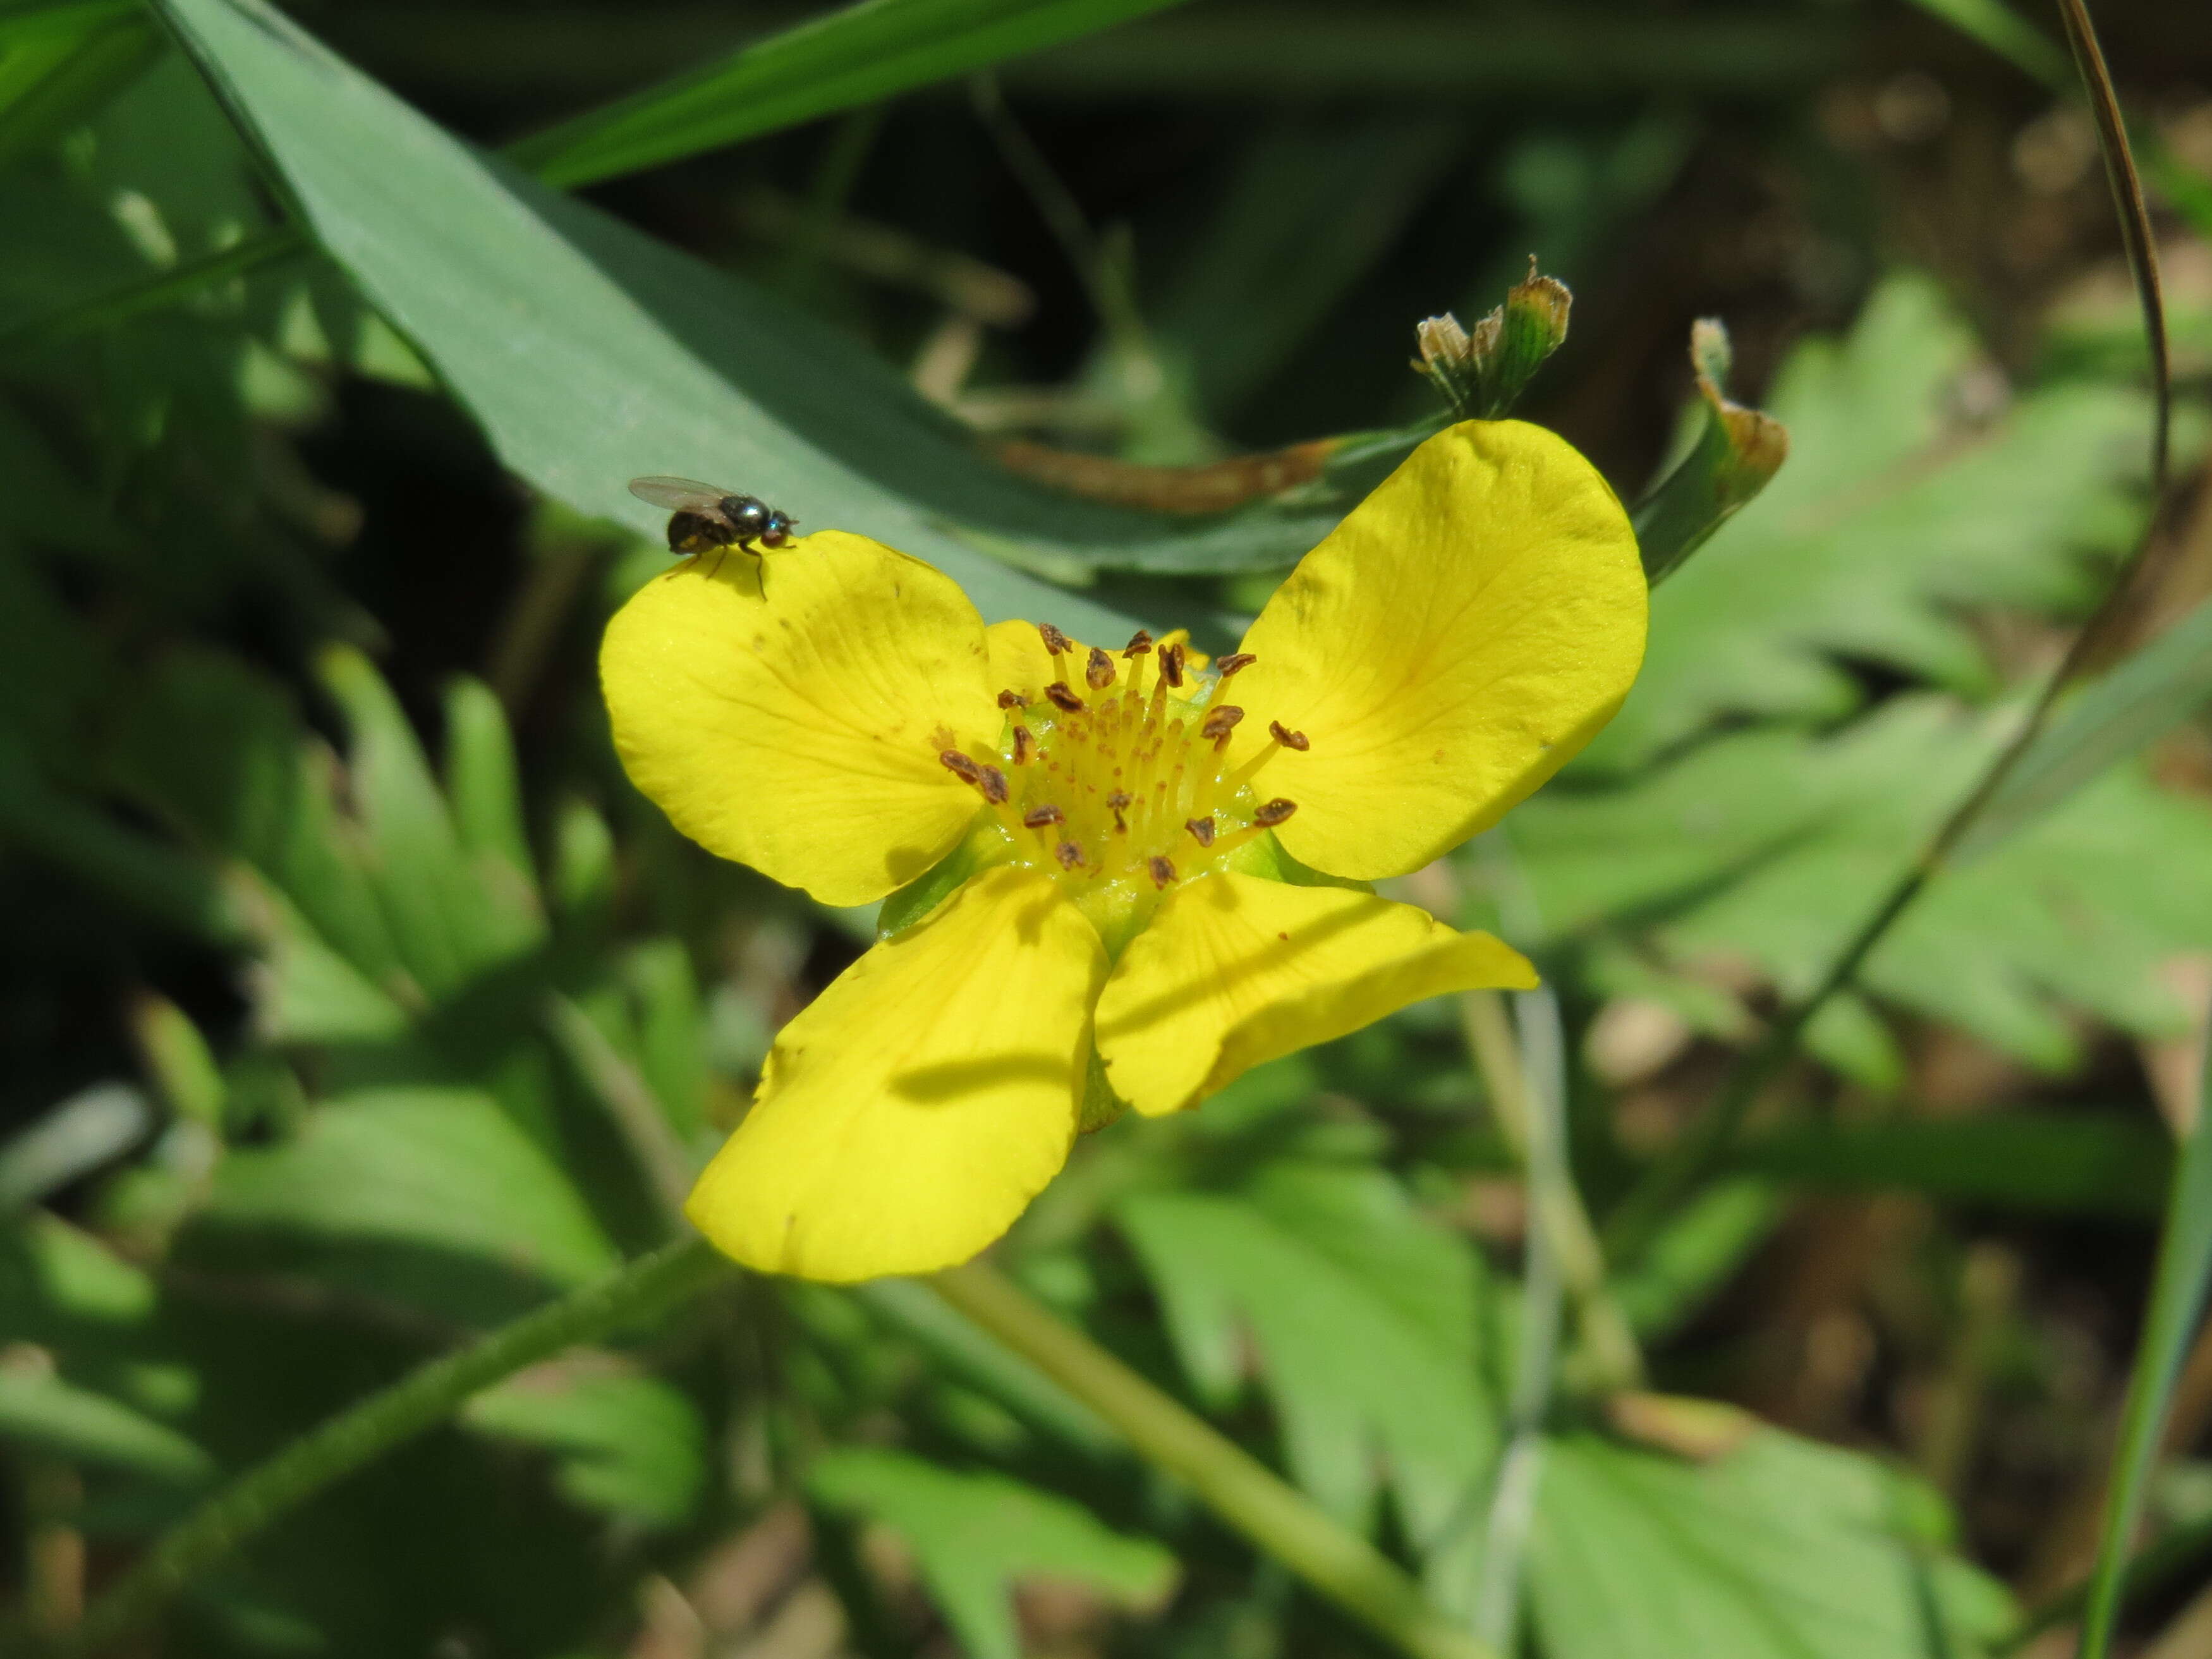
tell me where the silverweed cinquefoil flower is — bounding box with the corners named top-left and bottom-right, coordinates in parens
top-left (601, 420), bottom-right (1645, 1282)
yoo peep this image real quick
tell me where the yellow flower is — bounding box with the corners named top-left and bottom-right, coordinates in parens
top-left (601, 420), bottom-right (1645, 1282)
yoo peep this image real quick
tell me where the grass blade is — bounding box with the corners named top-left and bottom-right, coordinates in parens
top-left (507, 0), bottom-right (1198, 190)
top-left (2076, 1003), bottom-right (2212, 1659)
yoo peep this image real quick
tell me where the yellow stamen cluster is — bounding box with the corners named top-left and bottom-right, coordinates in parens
top-left (939, 625), bottom-right (1305, 927)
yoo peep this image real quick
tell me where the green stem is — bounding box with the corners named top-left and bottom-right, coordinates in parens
top-left (1461, 988), bottom-right (1643, 1395)
top-left (0, 226), bottom-right (305, 359)
top-left (49, 1236), bottom-right (729, 1657)
top-left (928, 1260), bottom-right (1498, 1659)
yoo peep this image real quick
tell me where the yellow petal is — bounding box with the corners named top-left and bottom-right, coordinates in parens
top-left (686, 865), bottom-right (1107, 1281)
top-left (602, 532), bottom-right (1000, 906)
top-left (1093, 871), bottom-right (1534, 1117)
top-left (1229, 420), bottom-right (1645, 880)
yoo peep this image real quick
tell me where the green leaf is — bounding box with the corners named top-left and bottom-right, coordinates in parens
top-left (0, 2), bottom-right (161, 169)
top-left (1528, 1430), bottom-right (2014, 1659)
top-left (1517, 695), bottom-right (2212, 1069)
top-left (1117, 1160), bottom-right (1495, 1548)
top-left (0, 1083), bottom-right (151, 1213)
top-left (441, 676), bottom-right (539, 894)
top-left (2077, 1000), bottom-right (2212, 1657)
top-left (808, 1447), bottom-right (1176, 1659)
top-left (0, 1366), bottom-right (213, 1484)
top-left (508, 0), bottom-right (1200, 190)
top-left (153, 0), bottom-right (1192, 630)
top-left (317, 647), bottom-right (544, 997)
top-left (1586, 276), bottom-right (2148, 769)
top-left (1958, 592), bottom-right (2212, 858)
top-left (188, 1086), bottom-right (619, 1325)
top-left (463, 1354), bottom-right (706, 1528)
top-left (1730, 1112), bottom-right (2172, 1219)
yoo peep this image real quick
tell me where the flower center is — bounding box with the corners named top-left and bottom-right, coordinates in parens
top-left (938, 624), bottom-right (1304, 941)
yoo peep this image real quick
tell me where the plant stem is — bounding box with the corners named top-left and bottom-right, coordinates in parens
top-left (0, 226), bottom-right (305, 359)
top-left (1461, 988), bottom-right (1644, 1395)
top-left (928, 1260), bottom-right (1499, 1659)
top-left (48, 1236), bottom-right (729, 1657)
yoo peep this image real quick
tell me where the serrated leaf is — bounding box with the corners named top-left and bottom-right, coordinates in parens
top-left (188, 1086), bottom-right (617, 1325)
top-left (1516, 695), bottom-right (2212, 1068)
top-left (463, 1354), bottom-right (705, 1528)
top-left (808, 1448), bottom-right (1176, 1659)
top-left (1528, 1430), bottom-right (2014, 1659)
top-left (1117, 1160), bottom-right (1495, 1548)
top-left (0, 1366), bottom-right (212, 1483)
top-left (317, 648), bottom-right (544, 997)
top-left (1588, 276), bottom-right (2148, 769)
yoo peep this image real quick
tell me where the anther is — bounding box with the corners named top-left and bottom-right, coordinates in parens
top-left (1055, 841), bottom-right (1085, 870)
top-left (1023, 805), bottom-right (1064, 829)
top-left (1254, 798), bottom-right (1297, 826)
top-left (1044, 681), bottom-right (1086, 713)
top-left (1217, 652), bottom-right (1255, 678)
top-left (1086, 647), bottom-right (1115, 690)
top-left (1147, 856), bottom-right (1177, 889)
top-left (1268, 720), bottom-right (1310, 751)
top-left (1201, 705), bottom-right (1244, 741)
top-left (997, 690), bottom-right (1028, 710)
top-left (1159, 643), bottom-right (1186, 688)
top-left (1040, 622), bottom-right (1071, 655)
top-left (978, 765), bottom-right (1009, 805)
top-left (939, 750), bottom-right (984, 784)
top-left (1107, 789), bottom-right (1132, 831)
top-left (1012, 726), bottom-right (1035, 765)
top-left (1185, 817), bottom-right (1216, 848)
top-left (1122, 629), bottom-right (1154, 657)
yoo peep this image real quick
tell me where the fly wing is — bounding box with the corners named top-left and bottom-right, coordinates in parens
top-left (628, 476), bottom-right (729, 512)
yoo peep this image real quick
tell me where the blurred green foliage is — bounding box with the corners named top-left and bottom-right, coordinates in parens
top-left (3, 0), bottom-right (2211, 1653)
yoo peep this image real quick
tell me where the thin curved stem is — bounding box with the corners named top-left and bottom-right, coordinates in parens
top-left (928, 1260), bottom-right (1499, 1659)
top-left (47, 1236), bottom-right (729, 1657)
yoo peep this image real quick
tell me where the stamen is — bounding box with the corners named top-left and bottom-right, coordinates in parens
top-left (1217, 652), bottom-right (1255, 678)
top-left (1201, 705), bottom-right (1244, 749)
top-left (1086, 647), bottom-right (1115, 690)
top-left (1185, 817), bottom-right (1216, 848)
top-left (1023, 805), bottom-right (1064, 829)
top-left (1107, 790), bottom-right (1133, 832)
top-left (998, 690), bottom-right (1028, 710)
top-left (1045, 681), bottom-right (1086, 713)
top-left (1055, 841), bottom-right (1085, 870)
top-left (1255, 798), bottom-right (1297, 826)
top-left (939, 750), bottom-right (984, 784)
top-left (978, 765), bottom-right (1009, 805)
top-left (1012, 726), bottom-right (1035, 765)
top-left (1122, 629), bottom-right (1153, 657)
top-left (1040, 623), bottom-right (1071, 656)
top-left (1147, 856), bottom-right (1177, 889)
top-left (1159, 643), bottom-right (1186, 688)
top-left (1268, 720), bottom-right (1310, 751)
